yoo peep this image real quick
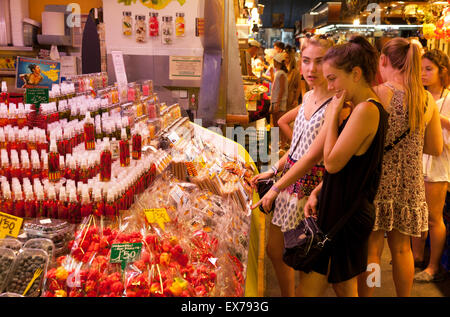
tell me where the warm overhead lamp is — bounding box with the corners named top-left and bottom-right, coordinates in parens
top-left (353, 18), bottom-right (360, 26)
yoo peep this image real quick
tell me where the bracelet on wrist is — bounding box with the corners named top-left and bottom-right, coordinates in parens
top-left (271, 166), bottom-right (278, 176)
top-left (271, 185), bottom-right (281, 193)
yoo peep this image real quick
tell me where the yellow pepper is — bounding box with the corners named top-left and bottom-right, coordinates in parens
top-left (55, 267), bottom-right (68, 281)
top-left (55, 290), bottom-right (67, 297)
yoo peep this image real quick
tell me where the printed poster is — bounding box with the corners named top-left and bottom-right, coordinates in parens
top-left (15, 57), bottom-right (61, 89)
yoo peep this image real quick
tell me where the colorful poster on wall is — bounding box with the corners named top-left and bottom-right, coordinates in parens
top-left (15, 57), bottom-right (61, 89)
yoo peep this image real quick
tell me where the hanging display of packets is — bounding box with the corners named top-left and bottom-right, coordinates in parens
top-left (149, 12), bottom-right (159, 37)
top-left (175, 13), bottom-right (185, 37)
top-left (161, 16), bottom-right (174, 45)
top-left (135, 15), bottom-right (147, 43)
top-left (122, 11), bottom-right (132, 36)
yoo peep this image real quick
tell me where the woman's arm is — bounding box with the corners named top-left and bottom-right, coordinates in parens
top-left (323, 92), bottom-right (380, 174)
top-left (423, 95), bottom-right (444, 156)
top-left (277, 73), bottom-right (287, 104)
top-left (440, 114), bottom-right (450, 131)
top-left (277, 106), bottom-right (300, 141)
top-left (304, 181), bottom-right (323, 218)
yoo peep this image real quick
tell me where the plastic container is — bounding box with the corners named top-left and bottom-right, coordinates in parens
top-left (175, 13), bottom-right (185, 37)
top-left (0, 247), bottom-right (16, 292)
top-left (0, 292), bottom-right (23, 297)
top-left (23, 238), bottom-right (55, 263)
top-left (23, 18), bottom-right (41, 47)
top-left (4, 248), bottom-right (48, 297)
top-left (0, 238), bottom-right (22, 254)
top-left (23, 219), bottom-right (73, 255)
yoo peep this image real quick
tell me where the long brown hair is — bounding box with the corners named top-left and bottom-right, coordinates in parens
top-left (322, 35), bottom-right (379, 85)
top-left (382, 37), bottom-right (427, 134)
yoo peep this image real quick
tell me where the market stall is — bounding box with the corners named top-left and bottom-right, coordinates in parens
top-left (0, 72), bottom-right (264, 297)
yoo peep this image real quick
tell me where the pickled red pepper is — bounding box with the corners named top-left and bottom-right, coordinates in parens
top-left (48, 139), bottom-right (61, 183)
top-left (100, 141), bottom-right (112, 182)
top-left (120, 128), bottom-right (130, 167)
top-left (132, 132), bottom-right (142, 160)
top-left (84, 112), bottom-right (96, 151)
top-left (149, 12), bottom-right (159, 36)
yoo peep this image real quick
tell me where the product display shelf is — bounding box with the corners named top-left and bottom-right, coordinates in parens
top-left (190, 122), bottom-right (263, 297)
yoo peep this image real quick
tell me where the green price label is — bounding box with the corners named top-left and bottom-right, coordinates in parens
top-left (25, 88), bottom-right (49, 105)
top-left (110, 243), bottom-right (143, 270)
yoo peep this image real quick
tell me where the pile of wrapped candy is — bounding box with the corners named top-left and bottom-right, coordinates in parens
top-left (42, 169), bottom-right (250, 297)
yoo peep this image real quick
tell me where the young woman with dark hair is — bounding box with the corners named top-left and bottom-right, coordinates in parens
top-left (299, 36), bottom-right (388, 297)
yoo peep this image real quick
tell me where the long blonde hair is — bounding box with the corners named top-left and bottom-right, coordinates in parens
top-left (382, 37), bottom-right (427, 134)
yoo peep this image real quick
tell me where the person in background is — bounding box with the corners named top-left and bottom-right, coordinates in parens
top-left (251, 35), bottom-right (334, 297)
top-left (357, 38), bottom-right (443, 297)
top-left (270, 53), bottom-right (289, 137)
top-left (299, 35), bottom-right (388, 297)
top-left (246, 40), bottom-right (261, 77)
top-left (411, 48), bottom-right (450, 283)
top-left (280, 46), bottom-right (302, 149)
top-left (261, 48), bottom-right (276, 83)
top-left (274, 41), bottom-right (285, 54)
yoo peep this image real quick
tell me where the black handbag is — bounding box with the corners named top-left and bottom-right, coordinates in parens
top-left (282, 195), bottom-right (365, 272)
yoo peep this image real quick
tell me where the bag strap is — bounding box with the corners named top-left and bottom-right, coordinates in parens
top-left (289, 96), bottom-right (333, 157)
top-left (383, 93), bottom-right (429, 154)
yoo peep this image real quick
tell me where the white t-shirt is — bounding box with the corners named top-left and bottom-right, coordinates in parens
top-left (271, 69), bottom-right (288, 111)
top-left (423, 89), bottom-right (450, 182)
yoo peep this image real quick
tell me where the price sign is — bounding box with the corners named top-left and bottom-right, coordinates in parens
top-left (144, 208), bottom-right (171, 231)
top-left (110, 243), bottom-right (143, 271)
top-left (0, 212), bottom-right (24, 239)
top-left (167, 131), bottom-right (180, 144)
top-left (25, 88), bottom-right (49, 105)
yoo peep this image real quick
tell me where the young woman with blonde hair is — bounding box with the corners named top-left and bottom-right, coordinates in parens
top-left (358, 38), bottom-right (443, 297)
top-left (411, 48), bottom-right (450, 283)
top-left (251, 35), bottom-right (334, 296)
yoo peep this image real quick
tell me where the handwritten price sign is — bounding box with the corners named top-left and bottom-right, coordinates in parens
top-left (110, 243), bottom-right (143, 270)
top-left (144, 208), bottom-right (171, 231)
top-left (0, 212), bottom-right (23, 239)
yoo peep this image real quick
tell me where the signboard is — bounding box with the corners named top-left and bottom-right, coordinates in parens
top-left (25, 88), bottom-right (49, 105)
top-left (110, 243), bottom-right (143, 270)
top-left (0, 212), bottom-right (23, 239)
top-left (144, 208), bottom-right (171, 231)
top-left (169, 56), bottom-right (203, 80)
top-left (16, 57), bottom-right (61, 89)
top-left (111, 51), bottom-right (128, 102)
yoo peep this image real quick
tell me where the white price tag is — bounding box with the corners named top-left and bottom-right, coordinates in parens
top-left (168, 131), bottom-right (180, 144)
top-left (40, 219), bottom-right (52, 224)
top-left (170, 185), bottom-right (187, 205)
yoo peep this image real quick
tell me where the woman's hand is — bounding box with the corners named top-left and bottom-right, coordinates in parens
top-left (250, 171), bottom-right (274, 189)
top-left (304, 190), bottom-right (319, 219)
top-left (251, 188), bottom-right (279, 213)
top-left (330, 90), bottom-right (347, 115)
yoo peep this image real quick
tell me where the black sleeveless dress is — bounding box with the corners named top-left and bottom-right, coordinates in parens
top-left (311, 99), bottom-right (388, 284)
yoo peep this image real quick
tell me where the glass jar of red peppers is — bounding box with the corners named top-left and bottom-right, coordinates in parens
top-left (100, 140), bottom-right (112, 182)
top-left (132, 131), bottom-right (142, 160)
top-left (149, 12), bottom-right (159, 37)
top-left (83, 112), bottom-right (96, 151)
top-left (119, 128), bottom-right (130, 167)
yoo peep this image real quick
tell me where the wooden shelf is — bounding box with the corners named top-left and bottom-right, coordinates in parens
top-left (0, 46), bottom-right (34, 51)
top-left (0, 70), bottom-right (16, 76)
